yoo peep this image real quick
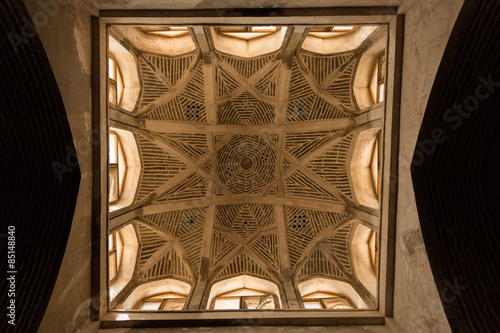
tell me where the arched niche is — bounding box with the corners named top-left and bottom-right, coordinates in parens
top-left (119, 278), bottom-right (192, 310)
top-left (109, 224), bottom-right (138, 301)
top-left (301, 26), bottom-right (378, 55)
top-left (297, 277), bottom-right (368, 309)
top-left (109, 128), bottom-right (141, 212)
top-left (206, 275), bottom-right (282, 310)
top-left (350, 128), bottom-right (381, 209)
top-left (353, 32), bottom-right (387, 109)
top-left (210, 27), bottom-right (287, 58)
top-left (109, 36), bottom-right (140, 111)
top-left (112, 26), bottom-right (196, 56)
top-left (351, 222), bottom-right (378, 298)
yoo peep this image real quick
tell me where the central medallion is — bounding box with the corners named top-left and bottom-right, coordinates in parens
top-left (240, 157), bottom-right (253, 170)
top-left (216, 134), bottom-right (276, 195)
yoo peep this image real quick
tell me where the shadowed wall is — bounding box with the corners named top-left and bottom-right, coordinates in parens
top-left (0, 1), bottom-right (81, 332)
top-left (412, 0), bottom-right (500, 331)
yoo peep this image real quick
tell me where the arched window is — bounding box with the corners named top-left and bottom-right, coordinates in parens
top-left (109, 131), bottom-right (127, 203)
top-left (119, 279), bottom-right (191, 310)
top-left (134, 293), bottom-right (187, 310)
top-left (369, 230), bottom-right (379, 272)
top-left (141, 26), bottom-right (189, 37)
top-left (350, 128), bottom-right (382, 208)
top-left (308, 26), bottom-right (356, 38)
top-left (210, 288), bottom-right (278, 310)
top-left (370, 52), bottom-right (385, 103)
top-left (108, 231), bottom-right (122, 282)
top-left (302, 292), bottom-right (354, 310)
top-left (350, 223), bottom-right (378, 298)
top-left (297, 278), bottom-right (368, 309)
top-left (371, 131), bottom-right (381, 198)
top-left (211, 26), bottom-right (287, 58)
top-left (109, 224), bottom-right (139, 301)
top-left (108, 57), bottom-right (124, 105)
top-left (216, 26), bottom-right (278, 40)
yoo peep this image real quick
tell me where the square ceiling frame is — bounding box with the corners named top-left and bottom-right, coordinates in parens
top-left (91, 7), bottom-right (402, 329)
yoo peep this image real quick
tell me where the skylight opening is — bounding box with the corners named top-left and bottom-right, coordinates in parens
top-left (251, 26), bottom-right (277, 32)
top-left (308, 26), bottom-right (357, 38)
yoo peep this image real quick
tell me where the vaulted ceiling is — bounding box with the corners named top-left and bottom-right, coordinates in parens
top-left (109, 25), bottom-right (385, 310)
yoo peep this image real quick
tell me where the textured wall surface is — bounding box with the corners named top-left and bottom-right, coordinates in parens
top-left (412, 0), bottom-right (500, 331)
top-left (96, 0), bottom-right (399, 10)
top-left (393, 0), bottom-right (464, 332)
top-left (83, 324), bottom-right (392, 332)
top-left (0, 0), bottom-right (84, 332)
top-left (21, 0), bottom-right (98, 332)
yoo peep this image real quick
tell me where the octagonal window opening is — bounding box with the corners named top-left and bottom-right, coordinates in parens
top-left (119, 279), bottom-right (192, 310)
top-left (216, 26), bottom-right (279, 40)
top-left (141, 26), bottom-right (190, 38)
top-left (351, 223), bottom-right (378, 298)
top-left (108, 57), bottom-right (124, 106)
top-left (135, 293), bottom-right (187, 311)
top-left (297, 278), bottom-right (369, 309)
top-left (108, 231), bottom-right (123, 282)
top-left (211, 288), bottom-right (279, 310)
top-left (211, 26), bottom-right (287, 57)
top-left (308, 26), bottom-right (357, 38)
top-left (109, 224), bottom-right (139, 302)
top-left (369, 230), bottom-right (379, 272)
top-left (302, 292), bottom-right (354, 310)
top-left (370, 52), bottom-right (386, 103)
top-left (371, 131), bottom-right (382, 198)
top-left (109, 131), bottom-right (127, 204)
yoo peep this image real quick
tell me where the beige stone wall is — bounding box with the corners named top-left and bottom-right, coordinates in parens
top-left (22, 0), bottom-right (98, 332)
top-left (392, 0), bottom-right (464, 332)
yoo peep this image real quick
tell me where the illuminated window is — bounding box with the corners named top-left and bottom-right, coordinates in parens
top-left (216, 26), bottom-right (279, 40)
top-left (210, 288), bottom-right (278, 310)
top-left (141, 26), bottom-right (189, 37)
top-left (135, 293), bottom-right (187, 310)
top-left (109, 131), bottom-right (127, 203)
top-left (308, 26), bottom-right (356, 38)
top-left (371, 132), bottom-right (381, 197)
top-left (108, 57), bottom-right (124, 105)
top-left (370, 53), bottom-right (385, 103)
top-left (302, 292), bottom-right (354, 310)
top-left (108, 231), bottom-right (122, 281)
top-left (369, 231), bottom-right (379, 272)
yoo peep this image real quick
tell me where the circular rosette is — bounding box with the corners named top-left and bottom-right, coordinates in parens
top-left (216, 135), bottom-right (276, 195)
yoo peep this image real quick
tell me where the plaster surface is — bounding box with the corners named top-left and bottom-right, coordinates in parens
top-left (22, 0), bottom-right (98, 332)
top-left (393, 0), bottom-right (464, 332)
top-left (82, 324), bottom-right (392, 332)
top-left (120, 278), bottom-right (192, 309)
top-left (96, 0), bottom-right (400, 10)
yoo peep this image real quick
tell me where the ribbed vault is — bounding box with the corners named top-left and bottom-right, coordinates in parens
top-left (108, 25), bottom-right (385, 310)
